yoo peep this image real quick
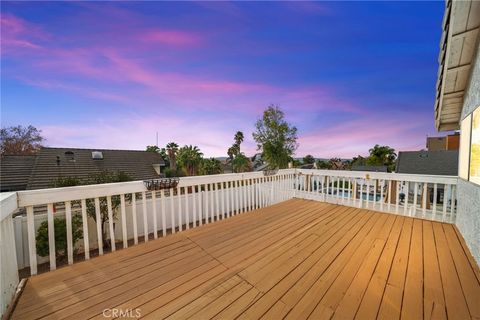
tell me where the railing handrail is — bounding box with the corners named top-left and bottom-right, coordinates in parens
top-left (296, 169), bottom-right (458, 184)
top-left (15, 168), bottom-right (457, 207)
top-left (16, 170), bottom-right (297, 207)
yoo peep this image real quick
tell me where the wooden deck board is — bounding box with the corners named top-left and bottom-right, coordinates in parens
top-left (12, 199), bottom-right (480, 319)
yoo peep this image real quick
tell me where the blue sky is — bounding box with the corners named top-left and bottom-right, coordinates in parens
top-left (1, 1), bottom-right (446, 157)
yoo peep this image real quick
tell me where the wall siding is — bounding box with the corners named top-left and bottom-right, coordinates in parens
top-left (457, 40), bottom-right (480, 265)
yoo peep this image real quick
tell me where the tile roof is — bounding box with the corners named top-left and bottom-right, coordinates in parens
top-left (0, 155), bottom-right (36, 192)
top-left (351, 165), bottom-right (388, 172)
top-left (396, 150), bottom-right (458, 176)
top-left (1, 147), bottom-right (165, 191)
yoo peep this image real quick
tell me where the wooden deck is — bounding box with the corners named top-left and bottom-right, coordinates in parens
top-left (12, 199), bottom-right (480, 319)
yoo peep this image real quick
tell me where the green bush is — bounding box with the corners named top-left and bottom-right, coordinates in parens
top-left (36, 215), bottom-right (83, 258)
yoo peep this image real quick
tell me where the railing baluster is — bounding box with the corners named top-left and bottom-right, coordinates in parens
top-left (106, 196), bottom-right (115, 251)
top-left (372, 179), bottom-right (377, 209)
top-left (442, 184), bottom-right (448, 222)
top-left (94, 197), bottom-right (104, 254)
top-left (433, 183), bottom-right (438, 219)
top-left (413, 182), bottom-right (418, 217)
top-left (365, 180), bottom-right (370, 208)
top-left (199, 186), bottom-right (204, 226)
top-left (221, 182), bottom-right (226, 219)
top-left (65, 201), bottom-right (73, 265)
top-left (170, 188), bottom-right (175, 232)
top-left (387, 180), bottom-right (392, 212)
top-left (226, 182), bottom-right (231, 217)
top-left (177, 187), bottom-right (183, 231)
top-left (395, 181), bottom-right (400, 214)
top-left (450, 184), bottom-right (456, 223)
top-left (161, 190), bottom-right (166, 236)
top-left (404, 182), bottom-right (409, 216)
top-left (185, 186), bottom-right (190, 229)
top-left (152, 191), bottom-right (158, 238)
top-left (120, 194), bottom-right (128, 248)
top-left (380, 180), bottom-right (384, 212)
top-left (192, 186), bottom-right (197, 226)
top-left (234, 180), bottom-right (238, 214)
top-left (215, 183), bottom-right (220, 219)
top-left (422, 183), bottom-right (427, 218)
top-left (242, 179), bottom-right (246, 212)
top-left (205, 184), bottom-right (210, 223)
top-left (131, 194), bottom-right (138, 244)
top-left (26, 206), bottom-right (37, 275)
top-left (209, 183), bottom-right (214, 221)
top-left (80, 199), bottom-right (90, 260)
top-left (249, 179), bottom-right (253, 210)
top-left (47, 203), bottom-right (56, 270)
top-left (141, 191), bottom-right (149, 240)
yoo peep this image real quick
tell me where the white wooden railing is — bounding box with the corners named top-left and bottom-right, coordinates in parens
top-left (11, 170), bottom-right (296, 276)
top-left (295, 169), bottom-right (458, 223)
top-left (0, 192), bottom-right (20, 317)
top-left (0, 169), bottom-right (459, 315)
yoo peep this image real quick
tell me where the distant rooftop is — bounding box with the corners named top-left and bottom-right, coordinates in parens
top-left (1, 147), bottom-right (165, 191)
top-left (351, 165), bottom-right (388, 172)
top-left (396, 150), bottom-right (458, 176)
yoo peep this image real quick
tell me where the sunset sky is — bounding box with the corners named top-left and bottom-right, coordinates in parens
top-left (1, 1), bottom-right (447, 158)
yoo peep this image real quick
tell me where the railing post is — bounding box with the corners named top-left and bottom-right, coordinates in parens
top-left (26, 206), bottom-right (37, 275)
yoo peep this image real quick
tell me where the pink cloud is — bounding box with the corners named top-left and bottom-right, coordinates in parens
top-left (40, 114), bottom-right (258, 157)
top-left (142, 30), bottom-right (201, 46)
top-left (0, 13), bottom-right (47, 54)
top-left (297, 114), bottom-right (430, 158)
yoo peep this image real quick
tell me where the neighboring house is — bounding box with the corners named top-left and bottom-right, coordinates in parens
top-left (0, 155), bottom-right (36, 191)
top-left (0, 147), bottom-right (165, 192)
top-left (426, 132), bottom-right (460, 151)
top-left (396, 150), bottom-right (459, 176)
top-left (351, 165), bottom-right (388, 173)
top-left (435, 0), bottom-right (480, 263)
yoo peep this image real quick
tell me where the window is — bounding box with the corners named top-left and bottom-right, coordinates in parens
top-left (460, 106), bottom-right (480, 185)
top-left (470, 107), bottom-right (480, 184)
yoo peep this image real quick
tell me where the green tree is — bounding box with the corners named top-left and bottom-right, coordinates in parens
top-left (303, 155), bottom-right (315, 164)
top-left (166, 142), bottom-right (179, 170)
top-left (234, 131), bottom-right (244, 153)
top-left (1, 125), bottom-right (45, 155)
top-left (200, 158), bottom-right (223, 175)
top-left (36, 216), bottom-right (83, 259)
top-left (177, 145), bottom-right (203, 176)
top-left (366, 145), bottom-right (397, 172)
top-left (146, 145), bottom-right (160, 153)
top-left (351, 155), bottom-right (366, 166)
top-left (232, 153), bottom-right (252, 173)
top-left (252, 105), bottom-right (298, 169)
top-left (50, 170), bottom-right (133, 249)
top-left (146, 145), bottom-right (169, 171)
top-left (316, 160), bottom-right (331, 169)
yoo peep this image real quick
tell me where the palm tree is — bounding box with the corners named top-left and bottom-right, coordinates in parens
top-left (177, 145), bottom-right (203, 176)
top-left (166, 142), bottom-right (179, 170)
top-left (367, 145), bottom-right (397, 171)
top-left (234, 131), bottom-right (244, 153)
top-left (200, 158), bottom-right (223, 175)
top-left (232, 153), bottom-right (251, 173)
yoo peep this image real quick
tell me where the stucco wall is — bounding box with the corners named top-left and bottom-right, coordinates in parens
top-left (457, 40), bottom-right (480, 265)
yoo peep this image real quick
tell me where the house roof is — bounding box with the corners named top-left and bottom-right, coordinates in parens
top-left (396, 150), bottom-right (458, 176)
top-left (1, 147), bottom-right (165, 191)
top-left (435, 0), bottom-right (480, 131)
top-left (351, 165), bottom-right (388, 172)
top-left (0, 155), bottom-right (36, 192)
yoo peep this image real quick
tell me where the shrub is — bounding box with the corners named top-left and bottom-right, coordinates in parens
top-left (36, 214), bottom-right (83, 258)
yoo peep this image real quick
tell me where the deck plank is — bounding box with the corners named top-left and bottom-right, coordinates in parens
top-left (11, 199), bottom-right (480, 320)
